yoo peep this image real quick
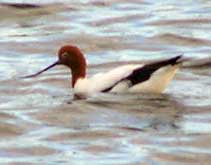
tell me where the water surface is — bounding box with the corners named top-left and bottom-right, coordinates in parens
top-left (0, 0), bottom-right (211, 164)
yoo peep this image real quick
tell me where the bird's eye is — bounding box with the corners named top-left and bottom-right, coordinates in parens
top-left (62, 52), bottom-right (69, 58)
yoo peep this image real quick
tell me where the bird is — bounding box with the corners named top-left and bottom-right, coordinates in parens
top-left (23, 45), bottom-right (183, 98)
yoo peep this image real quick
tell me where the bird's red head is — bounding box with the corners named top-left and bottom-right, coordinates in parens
top-left (22, 45), bottom-right (87, 87)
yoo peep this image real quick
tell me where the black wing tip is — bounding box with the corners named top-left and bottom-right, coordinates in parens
top-left (167, 54), bottom-right (183, 65)
top-left (1, 3), bottom-right (41, 9)
top-left (174, 54), bottom-right (183, 60)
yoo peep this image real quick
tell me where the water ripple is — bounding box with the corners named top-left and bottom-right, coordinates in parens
top-left (0, 0), bottom-right (211, 164)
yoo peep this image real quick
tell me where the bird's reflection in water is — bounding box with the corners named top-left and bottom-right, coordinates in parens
top-left (66, 92), bottom-right (184, 133)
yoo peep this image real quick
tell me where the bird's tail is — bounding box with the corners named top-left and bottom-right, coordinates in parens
top-left (166, 55), bottom-right (183, 65)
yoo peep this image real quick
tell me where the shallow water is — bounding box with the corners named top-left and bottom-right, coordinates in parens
top-left (0, 0), bottom-right (211, 164)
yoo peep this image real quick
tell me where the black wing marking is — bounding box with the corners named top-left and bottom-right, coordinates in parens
top-left (125, 55), bottom-right (182, 86)
top-left (1, 3), bottom-right (41, 9)
top-left (102, 55), bottom-right (182, 92)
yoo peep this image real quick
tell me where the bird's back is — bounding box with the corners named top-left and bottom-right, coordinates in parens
top-left (73, 55), bottom-right (182, 96)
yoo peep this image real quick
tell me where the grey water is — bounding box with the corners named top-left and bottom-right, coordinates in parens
top-left (0, 0), bottom-right (211, 164)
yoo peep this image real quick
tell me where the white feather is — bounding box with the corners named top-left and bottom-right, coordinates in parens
top-left (129, 65), bottom-right (179, 93)
top-left (74, 64), bottom-right (141, 95)
top-left (74, 63), bottom-right (180, 96)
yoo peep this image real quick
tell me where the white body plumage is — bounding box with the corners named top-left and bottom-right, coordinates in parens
top-left (74, 63), bottom-right (179, 96)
